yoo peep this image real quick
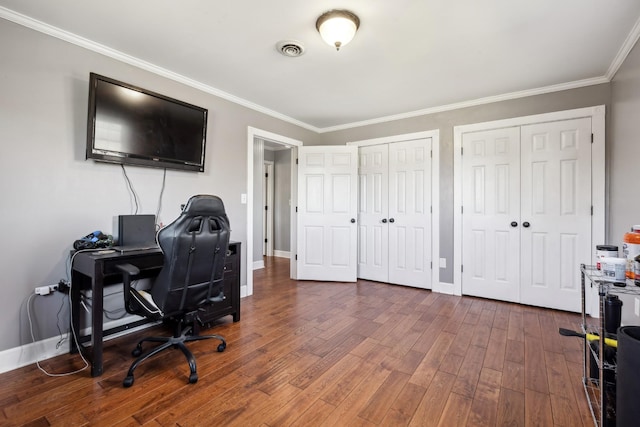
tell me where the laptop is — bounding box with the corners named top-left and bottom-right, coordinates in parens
top-left (112, 214), bottom-right (159, 253)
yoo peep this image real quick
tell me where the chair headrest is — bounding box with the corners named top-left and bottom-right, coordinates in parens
top-left (181, 195), bottom-right (227, 218)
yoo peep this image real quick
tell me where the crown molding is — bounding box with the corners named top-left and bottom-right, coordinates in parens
top-left (1, 6), bottom-right (633, 135)
top-left (606, 14), bottom-right (640, 80)
top-left (318, 75), bottom-right (610, 133)
top-left (0, 7), bottom-right (321, 133)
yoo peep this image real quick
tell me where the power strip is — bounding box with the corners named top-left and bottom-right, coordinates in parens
top-left (35, 284), bottom-right (58, 296)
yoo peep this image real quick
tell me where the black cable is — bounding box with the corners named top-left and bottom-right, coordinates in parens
top-left (120, 164), bottom-right (139, 214)
top-left (55, 295), bottom-right (68, 349)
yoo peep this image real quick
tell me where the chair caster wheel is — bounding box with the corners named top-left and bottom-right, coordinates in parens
top-left (189, 373), bottom-right (198, 384)
top-left (132, 346), bottom-right (142, 357)
top-left (217, 342), bottom-right (226, 352)
top-left (123, 376), bottom-right (134, 388)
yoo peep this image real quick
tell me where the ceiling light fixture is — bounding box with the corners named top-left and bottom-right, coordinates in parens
top-left (316, 9), bottom-right (360, 51)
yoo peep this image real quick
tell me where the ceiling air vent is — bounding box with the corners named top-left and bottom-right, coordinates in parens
top-left (276, 40), bottom-right (305, 57)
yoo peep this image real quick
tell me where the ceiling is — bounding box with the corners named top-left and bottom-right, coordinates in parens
top-left (2, 1), bottom-right (640, 132)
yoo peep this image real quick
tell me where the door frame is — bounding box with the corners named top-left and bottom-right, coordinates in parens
top-left (453, 105), bottom-right (605, 314)
top-left (347, 129), bottom-right (441, 293)
top-left (246, 127), bottom-right (302, 297)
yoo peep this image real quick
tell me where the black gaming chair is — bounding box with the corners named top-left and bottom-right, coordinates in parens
top-left (116, 195), bottom-right (230, 387)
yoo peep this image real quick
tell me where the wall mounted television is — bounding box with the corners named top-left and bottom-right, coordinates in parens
top-left (86, 73), bottom-right (208, 172)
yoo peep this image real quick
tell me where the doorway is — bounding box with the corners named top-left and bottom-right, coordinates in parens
top-left (245, 127), bottom-right (302, 297)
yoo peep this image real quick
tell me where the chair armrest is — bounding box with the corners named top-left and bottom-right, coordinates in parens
top-left (116, 263), bottom-right (141, 277)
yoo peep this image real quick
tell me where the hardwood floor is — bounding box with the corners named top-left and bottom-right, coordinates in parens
top-left (0, 256), bottom-right (593, 426)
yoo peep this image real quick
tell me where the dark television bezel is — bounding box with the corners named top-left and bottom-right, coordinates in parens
top-left (86, 73), bottom-right (208, 172)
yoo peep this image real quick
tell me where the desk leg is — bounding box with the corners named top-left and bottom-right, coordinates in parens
top-left (91, 272), bottom-right (104, 377)
top-left (70, 270), bottom-right (82, 355)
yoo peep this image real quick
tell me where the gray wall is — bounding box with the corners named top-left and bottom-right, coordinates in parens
top-left (610, 38), bottom-right (640, 326)
top-left (317, 84), bottom-right (612, 283)
top-left (0, 19), bottom-right (319, 352)
top-left (3, 14), bottom-right (639, 355)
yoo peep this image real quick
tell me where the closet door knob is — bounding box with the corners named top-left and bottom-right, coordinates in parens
top-left (523, 221), bottom-right (530, 228)
top-left (382, 218), bottom-right (387, 223)
top-left (350, 218), bottom-right (356, 223)
top-left (510, 221), bottom-right (518, 227)
top-left (389, 218), bottom-right (395, 223)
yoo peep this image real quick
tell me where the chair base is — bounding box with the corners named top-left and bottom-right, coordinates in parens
top-left (122, 324), bottom-right (226, 388)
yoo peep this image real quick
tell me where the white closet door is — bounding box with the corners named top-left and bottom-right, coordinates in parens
top-left (520, 118), bottom-right (592, 311)
top-left (461, 127), bottom-right (521, 302)
top-left (297, 146), bottom-right (358, 282)
top-left (357, 144), bottom-right (389, 282)
top-left (388, 139), bottom-right (433, 288)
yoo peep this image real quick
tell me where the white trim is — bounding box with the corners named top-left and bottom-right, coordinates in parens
top-left (253, 260), bottom-right (265, 270)
top-left (0, 7), bottom-right (320, 134)
top-left (436, 282), bottom-right (455, 295)
top-left (0, 7), bottom-right (631, 135)
top-left (320, 77), bottom-right (608, 133)
top-left (453, 105), bottom-right (606, 312)
top-left (247, 127), bottom-right (302, 296)
top-left (273, 250), bottom-right (291, 258)
top-left (0, 316), bottom-right (156, 374)
top-left (347, 129), bottom-right (440, 292)
top-left (606, 14), bottom-right (640, 80)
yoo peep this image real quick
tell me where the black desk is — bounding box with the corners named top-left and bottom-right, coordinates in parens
top-left (70, 242), bottom-right (241, 377)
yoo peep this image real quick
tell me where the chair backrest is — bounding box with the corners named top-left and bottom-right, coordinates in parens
top-left (151, 195), bottom-right (231, 316)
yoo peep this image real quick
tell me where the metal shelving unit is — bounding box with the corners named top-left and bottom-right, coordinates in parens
top-left (580, 264), bottom-right (638, 427)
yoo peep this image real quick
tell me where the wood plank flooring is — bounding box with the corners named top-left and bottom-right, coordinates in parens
top-left (0, 256), bottom-right (593, 426)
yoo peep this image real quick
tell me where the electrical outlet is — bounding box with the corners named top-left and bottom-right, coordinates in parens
top-left (241, 193), bottom-right (247, 204)
top-left (635, 297), bottom-right (640, 317)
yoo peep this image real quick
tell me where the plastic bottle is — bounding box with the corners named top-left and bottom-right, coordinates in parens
top-left (605, 294), bottom-right (623, 334)
top-left (623, 225), bottom-right (640, 279)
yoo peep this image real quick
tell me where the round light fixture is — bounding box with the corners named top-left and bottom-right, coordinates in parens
top-left (316, 9), bottom-right (360, 51)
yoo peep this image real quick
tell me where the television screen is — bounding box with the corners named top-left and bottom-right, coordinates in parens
top-left (86, 73), bottom-right (207, 172)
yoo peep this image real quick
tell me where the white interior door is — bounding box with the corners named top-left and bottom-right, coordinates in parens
top-left (263, 162), bottom-right (274, 257)
top-left (461, 127), bottom-right (521, 302)
top-left (388, 139), bottom-right (433, 288)
top-left (297, 146), bottom-right (358, 282)
top-left (357, 144), bottom-right (389, 282)
top-left (519, 118), bottom-right (592, 311)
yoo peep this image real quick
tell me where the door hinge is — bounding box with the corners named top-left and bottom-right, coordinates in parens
top-left (430, 205), bottom-right (433, 214)
top-left (461, 206), bottom-right (463, 214)
top-left (591, 133), bottom-right (594, 143)
top-left (430, 261), bottom-right (433, 269)
top-left (295, 254), bottom-right (298, 260)
top-left (461, 147), bottom-right (464, 155)
top-left (430, 150), bottom-right (433, 158)
top-left (296, 206), bottom-right (298, 213)
top-left (264, 238), bottom-right (268, 243)
top-left (265, 172), bottom-right (268, 178)
top-left (296, 158), bottom-right (299, 165)
top-left (461, 265), bottom-right (464, 273)
top-left (265, 205), bottom-right (268, 211)
top-left (591, 206), bottom-right (593, 216)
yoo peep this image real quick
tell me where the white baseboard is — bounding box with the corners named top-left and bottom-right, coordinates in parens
top-left (273, 250), bottom-right (290, 258)
top-left (0, 316), bottom-right (157, 375)
top-left (253, 260), bottom-right (265, 270)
